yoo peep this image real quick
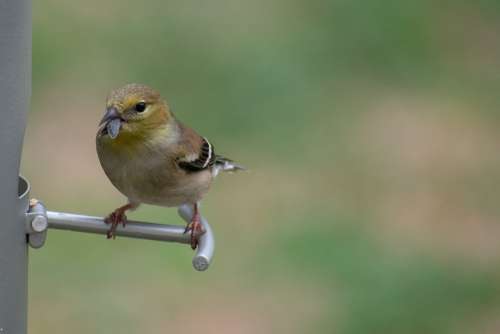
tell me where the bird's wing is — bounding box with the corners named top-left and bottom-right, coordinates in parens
top-left (176, 123), bottom-right (216, 172)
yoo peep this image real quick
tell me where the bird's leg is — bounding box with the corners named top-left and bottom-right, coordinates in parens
top-left (184, 203), bottom-right (205, 249)
top-left (104, 203), bottom-right (137, 239)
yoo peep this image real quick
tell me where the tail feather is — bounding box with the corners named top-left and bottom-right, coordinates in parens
top-left (213, 156), bottom-right (246, 176)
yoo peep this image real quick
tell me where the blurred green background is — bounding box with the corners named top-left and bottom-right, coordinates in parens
top-left (23, 1), bottom-right (500, 333)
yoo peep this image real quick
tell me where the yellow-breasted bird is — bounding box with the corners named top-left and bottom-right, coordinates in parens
top-left (96, 83), bottom-right (243, 248)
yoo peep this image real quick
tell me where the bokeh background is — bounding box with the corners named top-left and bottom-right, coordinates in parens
top-left (23, 1), bottom-right (500, 333)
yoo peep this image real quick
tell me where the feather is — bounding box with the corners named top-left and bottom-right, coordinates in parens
top-left (212, 156), bottom-right (246, 176)
top-left (175, 121), bottom-right (244, 176)
top-left (178, 137), bottom-right (216, 172)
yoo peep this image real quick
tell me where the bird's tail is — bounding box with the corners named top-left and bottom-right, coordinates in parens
top-left (213, 155), bottom-right (246, 175)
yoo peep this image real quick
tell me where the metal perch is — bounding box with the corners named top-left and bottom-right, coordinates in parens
top-left (26, 202), bottom-right (215, 271)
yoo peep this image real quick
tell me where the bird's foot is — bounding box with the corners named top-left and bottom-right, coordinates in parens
top-left (184, 217), bottom-right (205, 250)
top-left (104, 208), bottom-right (128, 239)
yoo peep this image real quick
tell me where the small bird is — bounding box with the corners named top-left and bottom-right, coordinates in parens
top-left (96, 83), bottom-right (243, 248)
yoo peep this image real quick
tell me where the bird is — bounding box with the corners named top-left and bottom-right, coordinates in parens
top-left (96, 83), bottom-right (244, 249)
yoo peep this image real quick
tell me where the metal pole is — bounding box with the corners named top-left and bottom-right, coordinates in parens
top-left (0, 0), bottom-right (31, 332)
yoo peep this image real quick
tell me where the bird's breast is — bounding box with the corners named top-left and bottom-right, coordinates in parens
top-left (96, 141), bottom-right (212, 207)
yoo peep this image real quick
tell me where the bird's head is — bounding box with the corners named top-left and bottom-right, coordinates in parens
top-left (97, 83), bottom-right (173, 145)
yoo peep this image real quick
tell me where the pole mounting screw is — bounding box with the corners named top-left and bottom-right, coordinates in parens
top-left (31, 215), bottom-right (48, 232)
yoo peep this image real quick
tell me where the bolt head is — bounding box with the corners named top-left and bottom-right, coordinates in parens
top-left (32, 215), bottom-right (48, 232)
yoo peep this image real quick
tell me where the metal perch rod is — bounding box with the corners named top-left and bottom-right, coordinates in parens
top-left (36, 204), bottom-right (214, 271)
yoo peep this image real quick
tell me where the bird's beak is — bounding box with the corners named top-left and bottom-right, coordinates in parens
top-left (99, 107), bottom-right (122, 139)
top-left (99, 107), bottom-right (120, 126)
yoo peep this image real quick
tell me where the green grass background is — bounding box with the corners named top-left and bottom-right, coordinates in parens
top-left (23, 1), bottom-right (500, 333)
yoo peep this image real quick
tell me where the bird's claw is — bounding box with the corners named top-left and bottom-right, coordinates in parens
top-left (104, 210), bottom-right (128, 239)
top-left (184, 220), bottom-right (205, 250)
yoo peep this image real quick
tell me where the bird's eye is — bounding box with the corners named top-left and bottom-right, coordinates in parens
top-left (134, 102), bottom-right (146, 112)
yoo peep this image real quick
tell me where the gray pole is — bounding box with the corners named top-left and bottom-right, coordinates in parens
top-left (0, 0), bottom-right (31, 332)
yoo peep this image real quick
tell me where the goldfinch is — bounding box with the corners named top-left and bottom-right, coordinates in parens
top-left (96, 83), bottom-right (243, 248)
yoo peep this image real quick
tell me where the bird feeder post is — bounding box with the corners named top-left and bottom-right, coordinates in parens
top-left (0, 0), bottom-right (32, 333)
